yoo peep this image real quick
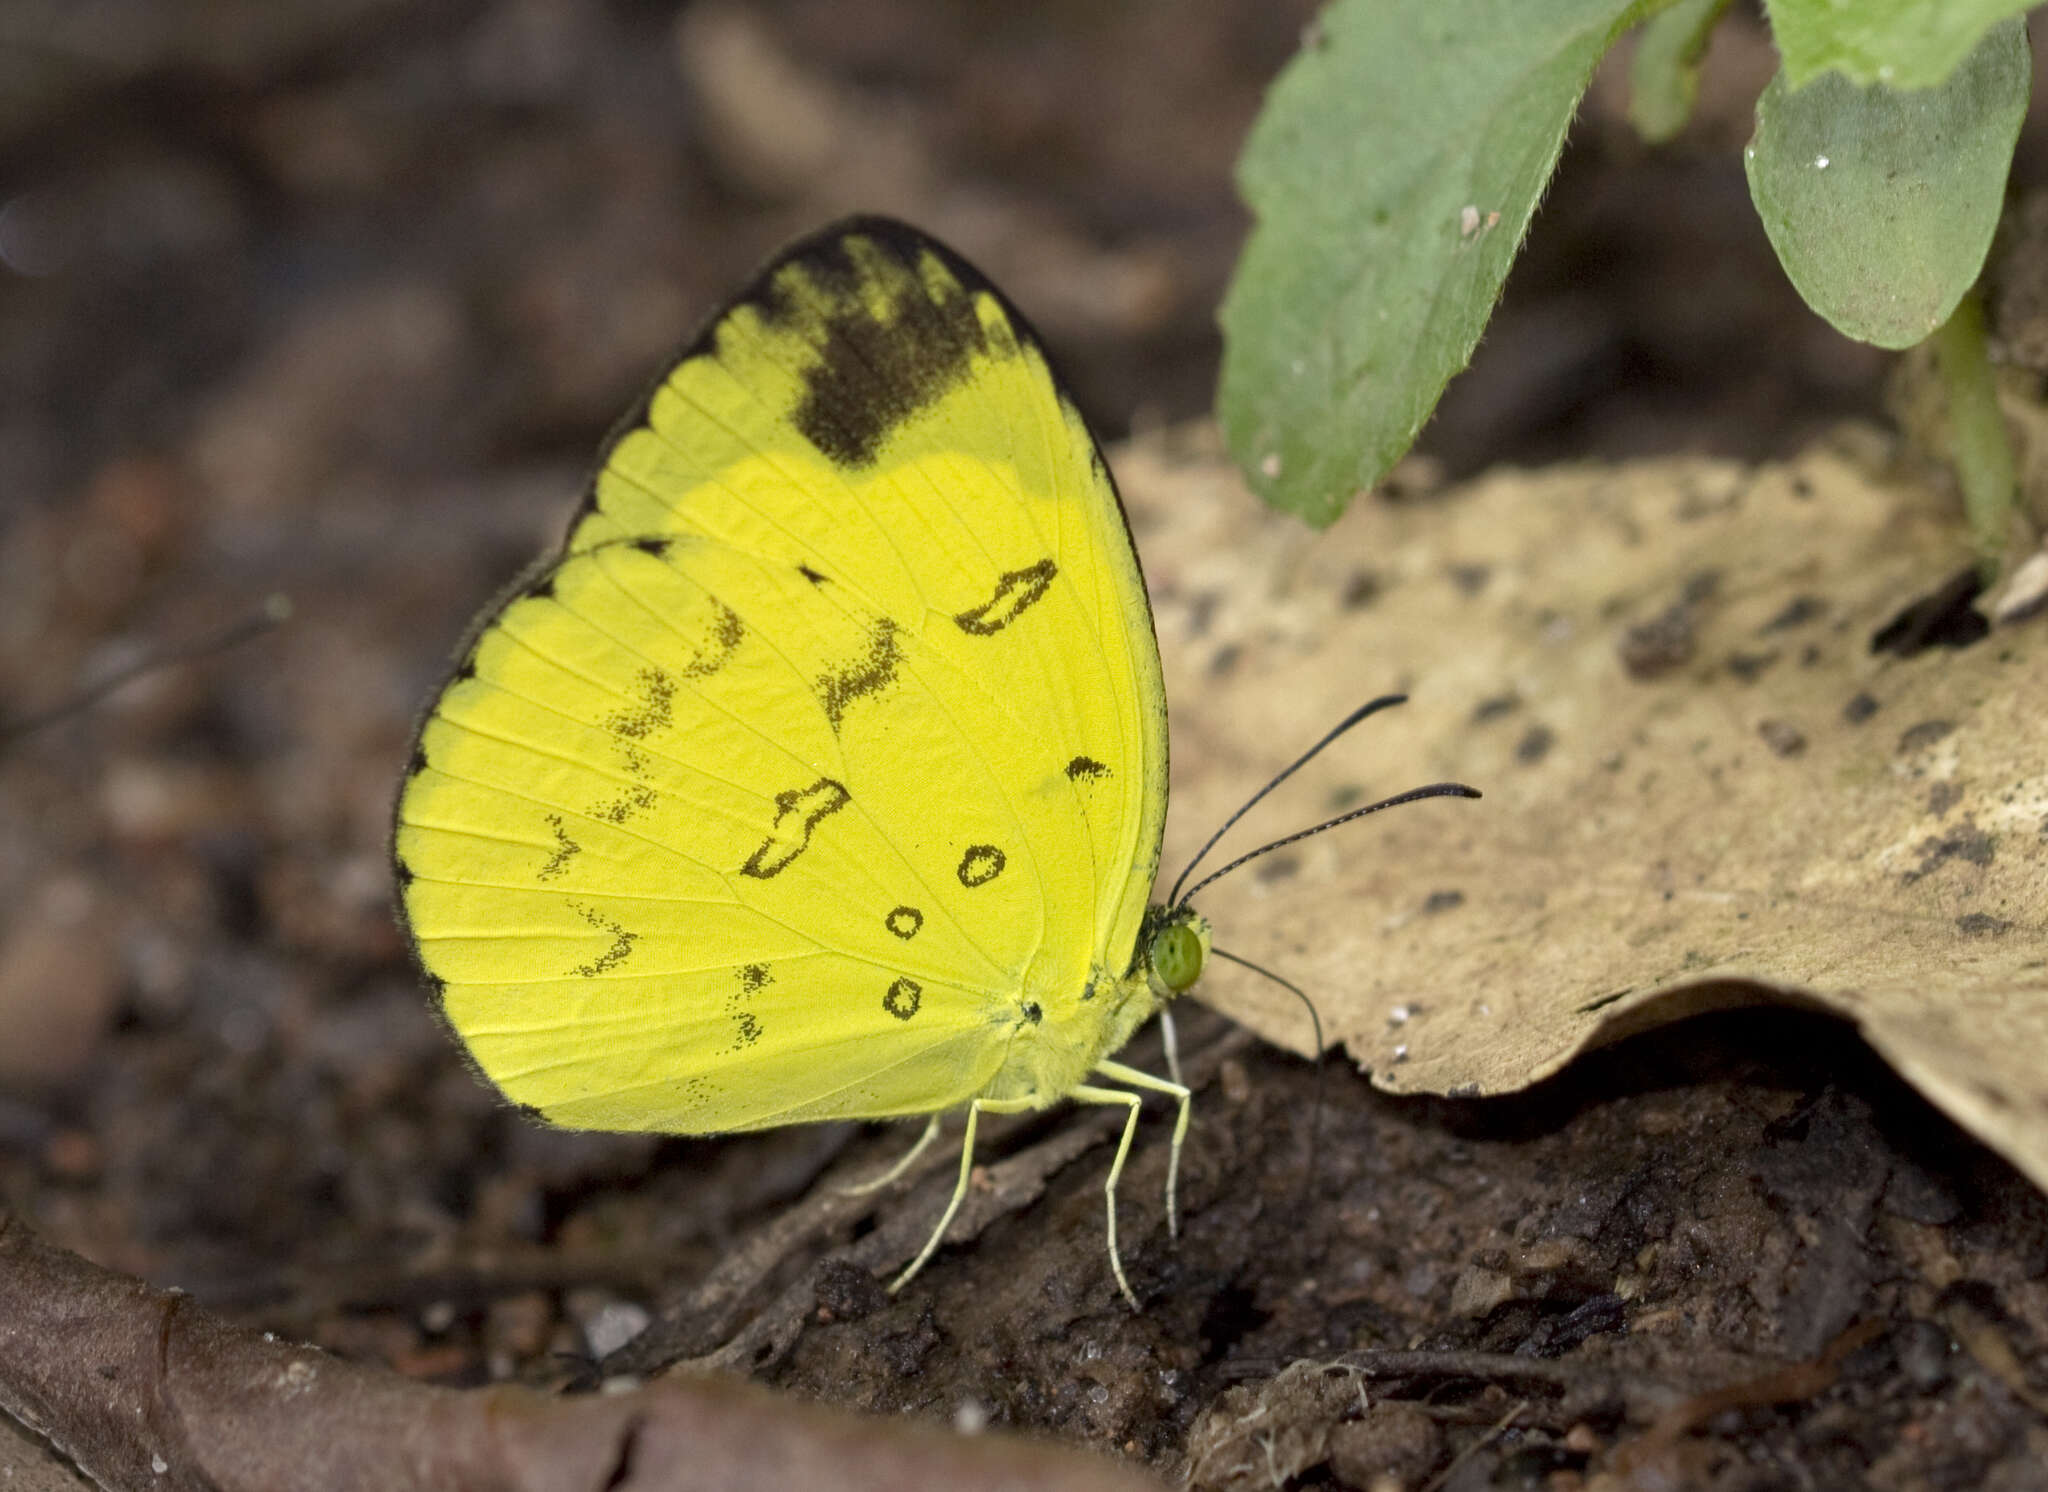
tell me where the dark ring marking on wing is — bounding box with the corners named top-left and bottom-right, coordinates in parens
top-left (955, 560), bottom-right (1057, 635)
top-left (886, 905), bottom-right (923, 939)
top-left (741, 777), bottom-right (852, 878)
top-left (883, 977), bottom-right (922, 1021)
top-left (568, 901), bottom-right (637, 977)
top-left (818, 618), bottom-right (903, 730)
top-left (1064, 755), bottom-right (1110, 781)
top-left (536, 813), bottom-right (582, 882)
top-left (957, 844), bottom-right (1006, 888)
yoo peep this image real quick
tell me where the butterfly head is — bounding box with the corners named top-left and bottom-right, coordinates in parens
top-left (1140, 903), bottom-right (1211, 1000)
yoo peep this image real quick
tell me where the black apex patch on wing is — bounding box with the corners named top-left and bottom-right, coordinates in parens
top-left (748, 219), bottom-right (1006, 470)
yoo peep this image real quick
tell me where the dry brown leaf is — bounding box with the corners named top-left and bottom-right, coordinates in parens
top-left (1122, 425), bottom-right (2048, 1193)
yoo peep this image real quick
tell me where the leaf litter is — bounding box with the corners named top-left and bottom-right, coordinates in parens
top-left (1125, 419), bottom-right (2048, 1196)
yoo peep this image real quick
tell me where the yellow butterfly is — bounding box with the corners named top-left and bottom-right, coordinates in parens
top-left (392, 217), bottom-right (1473, 1308)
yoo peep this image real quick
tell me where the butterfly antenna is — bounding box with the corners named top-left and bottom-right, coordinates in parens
top-left (1167, 694), bottom-right (1413, 908)
top-left (1211, 946), bottom-right (1325, 1204)
top-left (1175, 781), bottom-right (1480, 911)
top-left (0, 593), bottom-right (293, 748)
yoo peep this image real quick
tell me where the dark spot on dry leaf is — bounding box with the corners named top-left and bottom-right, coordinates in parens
top-left (1903, 822), bottom-right (1995, 884)
top-left (1927, 782), bottom-right (1963, 817)
top-left (1340, 570), bottom-right (1379, 609)
top-left (1471, 692), bottom-right (1520, 723)
top-left (1208, 643), bottom-right (1240, 677)
top-left (1760, 595), bottom-right (1826, 633)
top-left (1791, 474), bottom-right (1815, 498)
top-left (1897, 720), bottom-right (1955, 754)
top-left (1618, 603), bottom-right (1698, 679)
top-left (1421, 889), bottom-right (1464, 914)
top-left (1515, 724), bottom-right (1555, 764)
top-left (1727, 650), bottom-right (1779, 683)
top-left (1255, 853), bottom-right (1300, 883)
top-left (1955, 913), bottom-right (2013, 937)
top-left (1842, 692), bottom-right (1880, 725)
top-left (1872, 567), bottom-right (1987, 656)
top-left (1447, 563), bottom-right (1490, 596)
top-left (1757, 719), bottom-right (1806, 757)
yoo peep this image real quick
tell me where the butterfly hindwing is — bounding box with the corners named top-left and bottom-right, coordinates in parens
top-left (395, 218), bottom-right (1168, 1133)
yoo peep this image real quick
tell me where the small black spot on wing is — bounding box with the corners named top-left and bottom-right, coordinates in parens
top-left (728, 963), bottom-right (770, 1050)
top-left (886, 905), bottom-right (923, 939)
top-left (590, 667), bottom-right (678, 824)
top-left (955, 560), bottom-right (1058, 635)
top-left (605, 667), bottom-right (676, 742)
top-left (798, 563), bottom-right (828, 586)
top-left (536, 813), bottom-right (581, 882)
top-left (818, 618), bottom-right (903, 730)
top-left (742, 777), bottom-right (852, 878)
top-left (680, 602), bottom-right (744, 680)
top-left (393, 859), bottom-right (414, 889)
top-left (590, 785), bottom-right (656, 825)
top-left (883, 977), bottom-right (922, 1021)
top-left (957, 844), bottom-right (1006, 887)
top-left (632, 537), bottom-right (672, 558)
top-left (407, 744), bottom-right (428, 778)
top-left (568, 902), bottom-right (637, 977)
top-left (1065, 755), bottom-right (1110, 782)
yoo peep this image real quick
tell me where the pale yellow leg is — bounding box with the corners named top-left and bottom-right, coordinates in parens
top-left (1067, 1083), bottom-right (1146, 1309)
top-left (1158, 1007), bottom-right (1184, 1088)
top-left (889, 1097), bottom-right (1034, 1294)
top-left (839, 1113), bottom-right (942, 1196)
top-left (1094, 1058), bottom-right (1192, 1240)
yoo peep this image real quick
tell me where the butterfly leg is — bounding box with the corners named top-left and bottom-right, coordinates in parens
top-left (1158, 1007), bottom-right (1184, 1088)
top-left (1093, 1059), bottom-right (1193, 1241)
top-left (1067, 1081), bottom-right (1147, 1310)
top-left (839, 1113), bottom-right (942, 1196)
top-left (889, 1097), bottom-right (1034, 1295)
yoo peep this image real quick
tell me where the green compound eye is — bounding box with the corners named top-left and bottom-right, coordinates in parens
top-left (1150, 919), bottom-right (1207, 993)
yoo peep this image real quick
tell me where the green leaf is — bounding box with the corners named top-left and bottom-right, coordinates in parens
top-left (1744, 18), bottom-right (2028, 350)
top-left (1630, 0), bottom-right (1732, 144)
top-left (1765, 0), bottom-right (2036, 91)
top-left (1219, 0), bottom-right (1652, 525)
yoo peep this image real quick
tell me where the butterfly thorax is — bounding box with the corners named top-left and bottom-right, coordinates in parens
top-left (977, 904), bottom-right (1210, 1109)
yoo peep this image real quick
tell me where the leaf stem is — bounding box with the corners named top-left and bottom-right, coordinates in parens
top-left (1930, 289), bottom-right (2016, 579)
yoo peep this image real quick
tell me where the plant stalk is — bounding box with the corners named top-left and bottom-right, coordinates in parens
top-left (1930, 290), bottom-right (2016, 580)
